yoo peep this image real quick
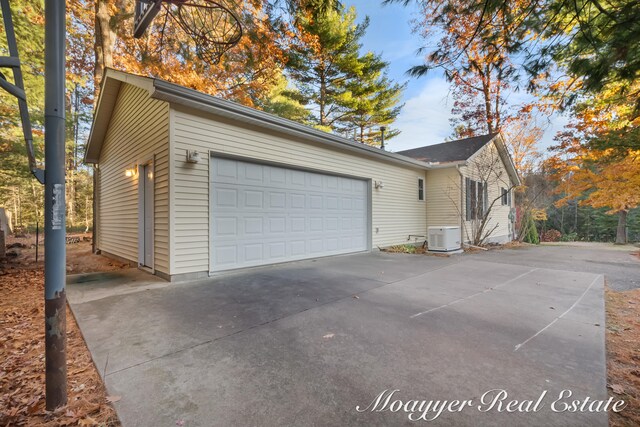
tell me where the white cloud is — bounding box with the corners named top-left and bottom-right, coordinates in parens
top-left (387, 77), bottom-right (453, 152)
top-left (387, 77), bottom-right (570, 155)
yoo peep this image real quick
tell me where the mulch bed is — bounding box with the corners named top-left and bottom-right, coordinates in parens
top-left (1, 239), bottom-right (125, 426)
top-left (606, 286), bottom-right (640, 426)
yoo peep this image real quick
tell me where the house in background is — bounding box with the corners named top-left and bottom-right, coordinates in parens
top-left (85, 69), bottom-right (519, 281)
top-left (398, 134), bottom-right (520, 245)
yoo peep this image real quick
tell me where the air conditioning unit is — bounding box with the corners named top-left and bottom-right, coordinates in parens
top-left (428, 226), bottom-right (461, 252)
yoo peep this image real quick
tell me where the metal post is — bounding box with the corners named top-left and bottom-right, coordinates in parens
top-left (44, 0), bottom-right (67, 410)
top-left (380, 126), bottom-right (386, 151)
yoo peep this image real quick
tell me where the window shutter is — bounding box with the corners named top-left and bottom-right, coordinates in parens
top-left (483, 183), bottom-right (488, 216)
top-left (465, 178), bottom-right (471, 221)
top-left (477, 182), bottom-right (484, 219)
top-left (470, 180), bottom-right (477, 220)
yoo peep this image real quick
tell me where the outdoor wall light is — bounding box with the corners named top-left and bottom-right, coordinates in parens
top-left (375, 180), bottom-right (384, 189)
top-left (125, 165), bottom-right (138, 178)
top-left (186, 150), bottom-right (201, 163)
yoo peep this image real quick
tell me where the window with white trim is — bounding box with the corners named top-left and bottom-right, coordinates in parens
top-left (501, 187), bottom-right (511, 206)
top-left (418, 178), bottom-right (424, 201)
top-left (465, 177), bottom-right (488, 220)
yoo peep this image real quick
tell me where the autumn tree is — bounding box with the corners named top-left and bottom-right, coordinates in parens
top-left (90, 0), bottom-right (286, 106)
top-left (501, 113), bottom-right (543, 176)
top-left (386, 0), bottom-right (526, 136)
top-left (549, 85), bottom-right (640, 244)
top-left (550, 147), bottom-right (640, 245)
top-left (389, 0), bottom-right (640, 111)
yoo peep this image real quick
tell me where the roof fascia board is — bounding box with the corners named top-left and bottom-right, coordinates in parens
top-left (151, 79), bottom-right (431, 171)
top-left (494, 134), bottom-right (522, 186)
top-left (102, 68), bottom-right (155, 94)
top-left (425, 160), bottom-right (467, 169)
top-left (462, 134), bottom-right (521, 186)
top-left (84, 69), bottom-right (156, 164)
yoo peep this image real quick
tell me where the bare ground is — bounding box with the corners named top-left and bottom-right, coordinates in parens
top-left (606, 286), bottom-right (640, 427)
top-left (1, 236), bottom-right (127, 426)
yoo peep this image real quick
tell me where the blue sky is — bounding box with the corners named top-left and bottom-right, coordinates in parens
top-left (344, 0), bottom-right (566, 154)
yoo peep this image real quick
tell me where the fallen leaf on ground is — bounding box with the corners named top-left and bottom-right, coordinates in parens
top-left (610, 384), bottom-right (625, 395)
top-left (106, 395), bottom-right (121, 403)
top-left (79, 416), bottom-right (99, 426)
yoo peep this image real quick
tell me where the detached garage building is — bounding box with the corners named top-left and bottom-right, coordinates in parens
top-left (86, 69), bottom-right (519, 281)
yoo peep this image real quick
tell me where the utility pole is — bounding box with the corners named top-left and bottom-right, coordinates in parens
top-left (44, 0), bottom-right (67, 410)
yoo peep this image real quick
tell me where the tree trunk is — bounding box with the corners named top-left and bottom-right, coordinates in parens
top-left (31, 181), bottom-right (40, 223)
top-left (67, 171), bottom-right (75, 227)
top-left (483, 65), bottom-right (493, 134)
top-left (615, 210), bottom-right (628, 245)
top-left (95, 0), bottom-right (114, 93)
top-left (319, 72), bottom-right (326, 126)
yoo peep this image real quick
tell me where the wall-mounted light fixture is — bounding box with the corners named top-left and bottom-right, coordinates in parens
top-left (186, 150), bottom-right (200, 163)
top-left (374, 180), bottom-right (384, 189)
top-left (125, 165), bottom-right (138, 178)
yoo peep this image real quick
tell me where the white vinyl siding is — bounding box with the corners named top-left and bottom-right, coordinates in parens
top-left (171, 107), bottom-right (427, 275)
top-left (459, 141), bottom-right (513, 242)
top-left (425, 168), bottom-right (461, 229)
top-left (96, 84), bottom-right (170, 274)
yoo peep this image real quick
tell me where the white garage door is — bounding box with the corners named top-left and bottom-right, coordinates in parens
top-left (210, 157), bottom-right (369, 271)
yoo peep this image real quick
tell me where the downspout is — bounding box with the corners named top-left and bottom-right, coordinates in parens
top-left (456, 164), bottom-right (464, 246)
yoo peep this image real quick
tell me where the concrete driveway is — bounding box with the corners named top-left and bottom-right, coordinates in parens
top-left (68, 250), bottom-right (609, 426)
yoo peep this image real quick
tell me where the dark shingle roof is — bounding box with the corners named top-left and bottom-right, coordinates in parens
top-left (396, 133), bottom-right (498, 163)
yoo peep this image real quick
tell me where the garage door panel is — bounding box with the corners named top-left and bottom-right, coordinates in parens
top-left (210, 157), bottom-right (369, 271)
top-left (243, 162), bottom-right (264, 182)
top-left (214, 158), bottom-right (239, 181)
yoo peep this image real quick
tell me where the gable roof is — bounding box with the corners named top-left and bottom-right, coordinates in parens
top-left (85, 69), bottom-right (430, 170)
top-left (86, 70), bottom-right (520, 185)
top-left (396, 133), bottom-right (498, 163)
top-left (397, 133), bottom-right (520, 186)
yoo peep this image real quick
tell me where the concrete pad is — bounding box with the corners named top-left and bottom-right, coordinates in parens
top-left (466, 243), bottom-right (640, 290)
top-left (67, 268), bottom-right (170, 304)
top-left (69, 251), bottom-right (611, 426)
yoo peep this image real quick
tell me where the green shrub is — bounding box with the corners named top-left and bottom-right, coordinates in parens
top-left (523, 214), bottom-right (540, 244)
top-left (560, 232), bottom-right (578, 242)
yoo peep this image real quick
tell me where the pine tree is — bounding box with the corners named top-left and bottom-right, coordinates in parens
top-left (256, 72), bottom-right (310, 123)
top-left (286, 6), bottom-right (365, 129)
top-left (340, 52), bottom-right (405, 146)
top-left (286, 5), bottom-right (402, 137)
